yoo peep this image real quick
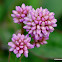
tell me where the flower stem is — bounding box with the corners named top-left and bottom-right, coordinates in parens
top-left (8, 51), bottom-right (11, 62)
top-left (20, 57), bottom-right (21, 62)
top-left (21, 23), bottom-right (24, 34)
top-left (20, 54), bottom-right (24, 62)
top-left (20, 23), bottom-right (24, 62)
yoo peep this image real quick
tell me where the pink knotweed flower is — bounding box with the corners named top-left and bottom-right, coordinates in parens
top-left (30, 33), bottom-right (49, 47)
top-left (33, 37), bottom-right (48, 47)
top-left (23, 7), bottom-right (57, 47)
top-left (8, 33), bottom-right (34, 58)
top-left (11, 3), bottom-right (32, 24)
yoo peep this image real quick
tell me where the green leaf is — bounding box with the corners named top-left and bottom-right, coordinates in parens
top-left (0, 49), bottom-right (8, 62)
top-left (27, 0), bottom-right (42, 9)
top-left (0, 5), bottom-right (6, 22)
top-left (10, 52), bottom-right (45, 62)
top-left (10, 52), bottom-right (20, 62)
top-left (42, 0), bottom-right (62, 18)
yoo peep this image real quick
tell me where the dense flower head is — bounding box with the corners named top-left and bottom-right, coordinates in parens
top-left (11, 3), bottom-right (32, 24)
top-left (31, 33), bottom-right (49, 47)
top-left (23, 7), bottom-right (57, 47)
top-left (33, 36), bottom-right (48, 47)
top-left (8, 33), bottom-right (34, 58)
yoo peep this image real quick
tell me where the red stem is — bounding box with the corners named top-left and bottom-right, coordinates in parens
top-left (8, 51), bottom-right (10, 62)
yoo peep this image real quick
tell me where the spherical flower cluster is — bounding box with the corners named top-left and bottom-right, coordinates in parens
top-left (23, 7), bottom-right (57, 47)
top-left (33, 37), bottom-right (48, 47)
top-left (8, 33), bottom-right (34, 58)
top-left (11, 3), bottom-right (32, 24)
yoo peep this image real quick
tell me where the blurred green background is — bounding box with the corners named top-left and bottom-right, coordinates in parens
top-left (0, 0), bottom-right (62, 62)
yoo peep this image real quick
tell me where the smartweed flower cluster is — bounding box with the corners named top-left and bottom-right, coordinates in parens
top-left (8, 3), bottom-right (57, 58)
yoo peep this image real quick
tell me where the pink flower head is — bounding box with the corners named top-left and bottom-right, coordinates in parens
top-left (11, 3), bottom-right (32, 24)
top-left (8, 33), bottom-right (34, 58)
top-left (33, 36), bottom-right (48, 47)
top-left (23, 7), bottom-right (57, 47)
